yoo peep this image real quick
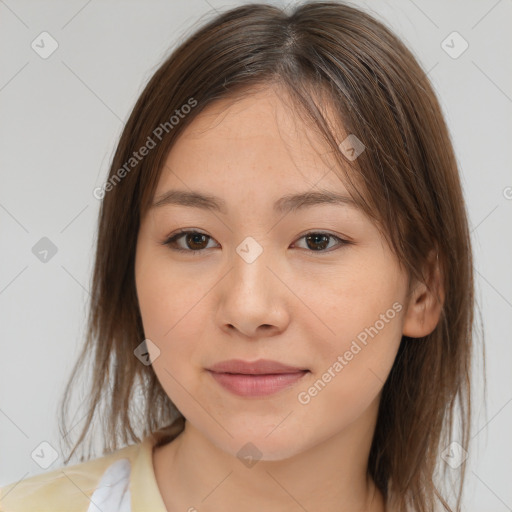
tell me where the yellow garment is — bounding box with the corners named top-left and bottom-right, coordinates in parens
top-left (0, 430), bottom-right (172, 512)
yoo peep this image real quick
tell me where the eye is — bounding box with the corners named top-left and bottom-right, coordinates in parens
top-left (291, 232), bottom-right (348, 252)
top-left (161, 230), bottom-right (218, 255)
top-left (161, 230), bottom-right (349, 255)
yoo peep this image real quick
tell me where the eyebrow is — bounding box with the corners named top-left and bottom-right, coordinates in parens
top-left (151, 189), bottom-right (358, 215)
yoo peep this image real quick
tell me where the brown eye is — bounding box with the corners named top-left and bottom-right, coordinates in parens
top-left (305, 233), bottom-right (330, 251)
top-left (293, 232), bottom-right (348, 253)
top-left (163, 230), bottom-right (217, 254)
top-left (183, 232), bottom-right (210, 250)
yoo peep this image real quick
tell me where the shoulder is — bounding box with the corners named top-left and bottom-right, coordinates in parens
top-left (0, 441), bottom-right (142, 512)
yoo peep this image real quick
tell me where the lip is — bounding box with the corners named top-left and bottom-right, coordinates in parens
top-left (206, 359), bottom-right (309, 397)
top-left (207, 358), bottom-right (308, 375)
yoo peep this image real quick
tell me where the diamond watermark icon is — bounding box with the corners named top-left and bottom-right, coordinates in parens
top-left (441, 441), bottom-right (468, 469)
top-left (31, 31), bottom-right (59, 59)
top-left (134, 338), bottom-right (161, 366)
top-left (31, 441), bottom-right (59, 469)
top-left (338, 134), bottom-right (365, 161)
top-left (237, 442), bottom-right (263, 468)
top-left (441, 31), bottom-right (468, 59)
top-left (236, 236), bottom-right (263, 264)
top-left (32, 237), bottom-right (58, 263)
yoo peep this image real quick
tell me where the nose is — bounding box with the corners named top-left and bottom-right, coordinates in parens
top-left (215, 243), bottom-right (290, 339)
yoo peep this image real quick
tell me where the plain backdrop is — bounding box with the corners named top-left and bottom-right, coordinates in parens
top-left (1, 0), bottom-right (511, 510)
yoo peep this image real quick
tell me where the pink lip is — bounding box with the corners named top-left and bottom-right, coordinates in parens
top-left (206, 359), bottom-right (309, 397)
top-left (207, 358), bottom-right (307, 374)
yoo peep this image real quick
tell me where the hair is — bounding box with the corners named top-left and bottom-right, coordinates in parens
top-left (58, 2), bottom-right (484, 511)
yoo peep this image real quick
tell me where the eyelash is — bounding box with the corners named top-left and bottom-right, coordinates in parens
top-left (160, 229), bottom-right (350, 255)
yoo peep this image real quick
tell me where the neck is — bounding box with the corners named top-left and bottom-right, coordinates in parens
top-left (153, 403), bottom-right (386, 512)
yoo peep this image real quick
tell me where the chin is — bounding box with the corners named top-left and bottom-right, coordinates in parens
top-left (214, 427), bottom-right (311, 463)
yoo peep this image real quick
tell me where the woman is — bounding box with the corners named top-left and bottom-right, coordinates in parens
top-left (0, 2), bottom-right (477, 511)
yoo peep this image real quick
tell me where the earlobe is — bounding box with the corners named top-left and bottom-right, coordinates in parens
top-left (402, 251), bottom-right (444, 338)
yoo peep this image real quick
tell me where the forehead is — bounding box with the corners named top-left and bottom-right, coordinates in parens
top-left (157, 85), bottom-right (355, 201)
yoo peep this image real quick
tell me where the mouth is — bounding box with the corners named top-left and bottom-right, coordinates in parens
top-left (206, 359), bottom-right (310, 397)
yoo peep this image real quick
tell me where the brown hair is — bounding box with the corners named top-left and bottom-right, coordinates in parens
top-left (58, 2), bottom-right (484, 511)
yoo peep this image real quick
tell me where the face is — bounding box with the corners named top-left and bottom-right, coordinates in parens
top-left (135, 85), bottom-right (410, 461)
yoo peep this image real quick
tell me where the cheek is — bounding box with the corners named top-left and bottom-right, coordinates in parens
top-left (137, 275), bottom-right (202, 364)
top-left (135, 247), bottom-right (198, 380)
top-left (295, 299), bottom-right (403, 440)
top-left (307, 252), bottom-right (405, 389)
top-left (136, 243), bottom-right (198, 338)
top-left (318, 257), bottom-right (403, 337)
top-left (137, 271), bottom-right (206, 418)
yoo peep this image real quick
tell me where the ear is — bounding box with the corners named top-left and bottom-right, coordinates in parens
top-left (402, 249), bottom-right (445, 338)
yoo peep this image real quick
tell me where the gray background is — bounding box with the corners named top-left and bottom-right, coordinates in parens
top-left (1, 0), bottom-right (511, 510)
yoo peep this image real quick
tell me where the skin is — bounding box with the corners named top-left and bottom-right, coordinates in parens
top-left (134, 84), bottom-right (443, 512)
